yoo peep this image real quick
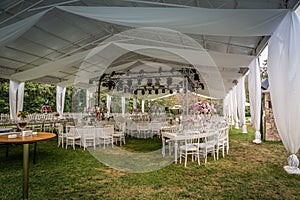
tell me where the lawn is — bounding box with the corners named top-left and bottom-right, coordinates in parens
top-left (1, 126), bottom-right (300, 200)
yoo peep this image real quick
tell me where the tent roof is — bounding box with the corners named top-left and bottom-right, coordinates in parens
top-left (0, 0), bottom-right (299, 98)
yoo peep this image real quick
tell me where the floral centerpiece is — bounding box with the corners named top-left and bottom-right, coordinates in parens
top-left (190, 100), bottom-right (216, 115)
top-left (17, 111), bottom-right (28, 119)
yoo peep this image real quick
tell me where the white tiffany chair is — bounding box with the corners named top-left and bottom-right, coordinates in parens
top-left (80, 127), bottom-right (96, 150)
top-left (150, 122), bottom-right (161, 138)
top-left (139, 123), bottom-right (150, 138)
top-left (179, 134), bottom-right (201, 168)
top-left (199, 131), bottom-right (217, 164)
top-left (113, 123), bottom-right (126, 146)
top-left (65, 127), bottom-right (81, 150)
top-left (99, 126), bottom-right (114, 148)
top-left (57, 124), bottom-right (65, 148)
top-left (126, 122), bottom-right (139, 138)
top-left (216, 127), bottom-right (230, 159)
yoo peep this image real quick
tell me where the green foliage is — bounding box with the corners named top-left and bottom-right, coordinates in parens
top-left (71, 88), bottom-right (86, 112)
top-left (23, 81), bottom-right (56, 113)
top-left (0, 78), bottom-right (9, 113)
top-left (245, 106), bottom-right (251, 117)
top-left (0, 78), bottom-right (73, 114)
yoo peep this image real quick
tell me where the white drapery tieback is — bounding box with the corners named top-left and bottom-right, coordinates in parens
top-left (284, 154), bottom-right (300, 174)
top-left (242, 124), bottom-right (247, 134)
top-left (253, 130), bottom-right (261, 144)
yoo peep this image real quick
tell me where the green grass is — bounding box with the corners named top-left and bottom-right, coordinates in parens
top-left (1, 126), bottom-right (300, 199)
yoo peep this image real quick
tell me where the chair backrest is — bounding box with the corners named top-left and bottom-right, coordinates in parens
top-left (102, 126), bottom-right (114, 136)
top-left (66, 125), bottom-right (75, 133)
top-left (94, 127), bottom-right (104, 137)
top-left (184, 134), bottom-right (201, 149)
top-left (218, 127), bottom-right (229, 140)
top-left (151, 122), bottom-right (161, 131)
top-left (57, 125), bottom-right (64, 134)
top-left (205, 131), bottom-right (217, 147)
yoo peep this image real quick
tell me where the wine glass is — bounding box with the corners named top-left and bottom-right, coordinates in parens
top-left (17, 120), bottom-right (28, 136)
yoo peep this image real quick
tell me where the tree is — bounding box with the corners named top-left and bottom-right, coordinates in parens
top-left (0, 78), bottom-right (9, 113)
top-left (0, 78), bottom-right (73, 114)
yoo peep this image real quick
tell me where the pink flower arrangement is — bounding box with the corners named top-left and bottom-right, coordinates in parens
top-left (190, 100), bottom-right (216, 114)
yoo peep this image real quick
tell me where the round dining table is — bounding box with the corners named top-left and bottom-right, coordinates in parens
top-left (0, 132), bottom-right (56, 200)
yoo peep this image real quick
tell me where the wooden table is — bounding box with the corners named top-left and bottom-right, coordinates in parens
top-left (0, 132), bottom-right (56, 200)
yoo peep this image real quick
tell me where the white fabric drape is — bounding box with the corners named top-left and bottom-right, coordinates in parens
top-left (268, 11), bottom-right (300, 174)
top-left (248, 58), bottom-right (262, 144)
top-left (0, 11), bottom-right (47, 47)
top-left (142, 99), bottom-right (145, 113)
top-left (86, 89), bottom-right (93, 109)
top-left (56, 86), bottom-right (66, 118)
top-left (9, 80), bottom-right (25, 120)
top-left (106, 94), bottom-right (111, 118)
top-left (222, 94), bottom-right (229, 117)
top-left (58, 6), bottom-right (288, 36)
top-left (121, 96), bottom-right (125, 116)
top-left (236, 76), bottom-right (247, 133)
top-left (228, 90), bottom-right (234, 125)
top-left (231, 86), bottom-right (239, 128)
top-left (133, 97), bottom-right (137, 110)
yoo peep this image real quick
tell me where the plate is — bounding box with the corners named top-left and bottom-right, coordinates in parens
top-left (8, 134), bottom-right (17, 139)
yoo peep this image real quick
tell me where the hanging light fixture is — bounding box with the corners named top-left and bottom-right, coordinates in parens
top-left (155, 89), bottom-right (159, 94)
top-left (162, 88), bottom-right (166, 93)
top-left (118, 80), bottom-right (123, 90)
top-left (137, 77), bottom-right (142, 85)
top-left (141, 89), bottom-right (145, 95)
top-left (158, 67), bottom-right (162, 73)
top-left (127, 79), bottom-right (132, 87)
top-left (148, 89), bottom-right (152, 94)
top-left (167, 77), bottom-right (172, 85)
top-left (155, 77), bottom-right (160, 85)
top-left (147, 79), bottom-right (152, 86)
top-left (200, 83), bottom-right (204, 90)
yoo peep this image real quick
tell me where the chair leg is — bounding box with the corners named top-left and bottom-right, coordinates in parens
top-left (179, 151), bottom-right (182, 164)
top-left (213, 147), bottom-right (216, 161)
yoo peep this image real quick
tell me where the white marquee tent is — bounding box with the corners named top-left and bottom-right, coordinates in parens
top-left (1, 0), bottom-right (300, 174)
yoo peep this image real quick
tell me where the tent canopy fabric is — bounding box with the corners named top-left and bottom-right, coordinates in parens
top-left (0, 0), bottom-right (299, 99)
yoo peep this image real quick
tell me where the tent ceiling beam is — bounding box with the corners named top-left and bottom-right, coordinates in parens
top-left (0, 55), bottom-right (39, 67)
top-left (33, 25), bottom-right (81, 49)
top-left (21, 36), bottom-right (65, 57)
top-left (56, 33), bottom-right (112, 60)
top-left (254, 36), bottom-right (270, 56)
top-left (122, 0), bottom-right (192, 8)
top-left (27, 0), bottom-right (81, 12)
top-left (0, 0), bottom-right (44, 27)
top-left (5, 45), bottom-right (52, 62)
